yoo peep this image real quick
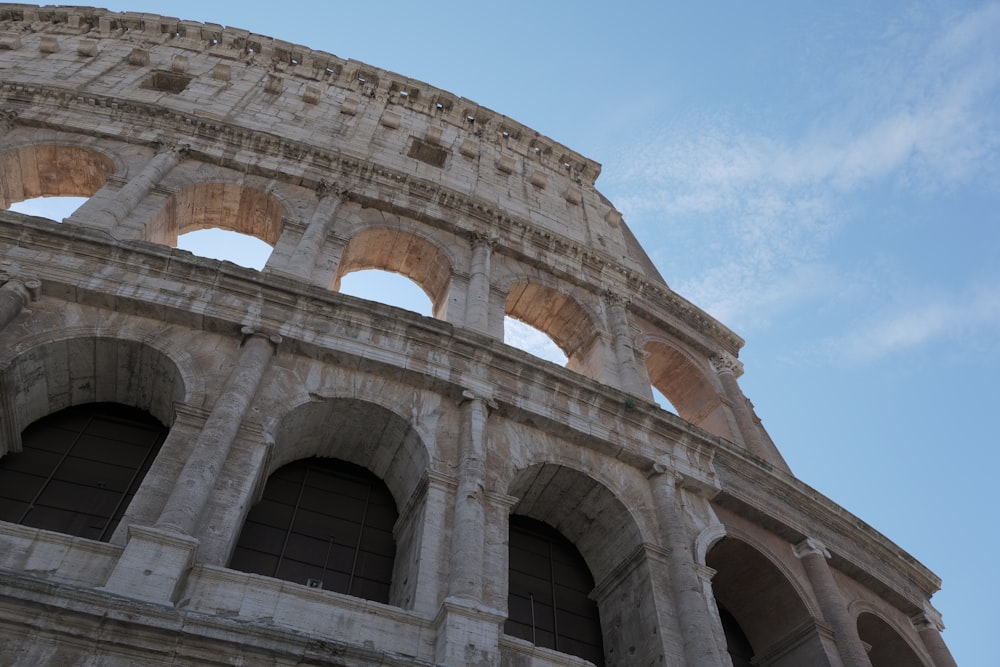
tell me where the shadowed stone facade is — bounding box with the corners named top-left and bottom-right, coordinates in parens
top-left (0, 5), bottom-right (956, 666)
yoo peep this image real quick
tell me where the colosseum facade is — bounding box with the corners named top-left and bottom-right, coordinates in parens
top-left (0, 5), bottom-right (956, 667)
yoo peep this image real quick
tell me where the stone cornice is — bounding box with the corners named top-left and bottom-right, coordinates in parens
top-left (0, 4), bottom-right (601, 186)
top-left (0, 81), bottom-right (745, 354)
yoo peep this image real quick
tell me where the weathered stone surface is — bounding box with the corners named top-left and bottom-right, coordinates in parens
top-left (0, 5), bottom-right (953, 667)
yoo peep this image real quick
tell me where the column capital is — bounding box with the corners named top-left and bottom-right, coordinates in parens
top-left (315, 179), bottom-right (346, 200)
top-left (793, 537), bottom-right (832, 560)
top-left (911, 604), bottom-right (945, 633)
top-left (710, 352), bottom-right (743, 377)
top-left (0, 108), bottom-right (16, 131)
top-left (602, 288), bottom-right (629, 307)
top-left (647, 461), bottom-right (681, 483)
top-left (239, 326), bottom-right (283, 347)
top-left (458, 389), bottom-right (497, 410)
top-left (467, 231), bottom-right (498, 249)
top-left (0, 270), bottom-right (41, 301)
top-left (154, 139), bottom-right (190, 157)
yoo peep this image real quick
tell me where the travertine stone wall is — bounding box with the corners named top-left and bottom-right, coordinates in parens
top-left (0, 6), bottom-right (955, 667)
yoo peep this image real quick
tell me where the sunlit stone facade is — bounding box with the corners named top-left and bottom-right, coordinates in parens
top-left (0, 6), bottom-right (956, 666)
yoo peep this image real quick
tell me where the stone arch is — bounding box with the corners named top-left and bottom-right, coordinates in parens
top-left (333, 226), bottom-right (453, 318)
top-left (246, 396), bottom-right (432, 609)
top-left (642, 336), bottom-right (736, 440)
top-left (506, 462), bottom-right (646, 583)
top-left (144, 181), bottom-right (287, 248)
top-left (1, 334), bottom-right (191, 447)
top-left (856, 610), bottom-right (930, 667)
top-left (267, 397), bottom-right (431, 515)
top-left (0, 143), bottom-right (117, 209)
top-left (505, 461), bottom-right (660, 666)
top-left (504, 280), bottom-right (605, 373)
top-left (707, 536), bottom-right (827, 667)
top-left (695, 522), bottom-right (728, 565)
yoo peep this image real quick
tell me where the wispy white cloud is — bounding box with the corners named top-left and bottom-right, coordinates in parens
top-left (606, 3), bottom-right (1000, 346)
top-left (820, 284), bottom-right (1000, 364)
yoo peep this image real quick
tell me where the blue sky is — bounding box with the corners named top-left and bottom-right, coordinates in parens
top-left (12, 2), bottom-right (999, 663)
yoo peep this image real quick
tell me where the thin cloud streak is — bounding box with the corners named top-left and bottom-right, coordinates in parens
top-left (606, 3), bottom-right (1000, 347)
top-left (821, 284), bottom-right (1000, 365)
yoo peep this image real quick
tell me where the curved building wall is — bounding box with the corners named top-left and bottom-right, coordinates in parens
top-left (0, 6), bottom-right (954, 667)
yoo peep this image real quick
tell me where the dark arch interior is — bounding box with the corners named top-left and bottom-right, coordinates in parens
top-left (229, 457), bottom-right (398, 604)
top-left (858, 612), bottom-right (926, 667)
top-left (505, 514), bottom-right (605, 666)
top-left (719, 606), bottom-right (755, 667)
top-left (706, 537), bottom-right (819, 666)
top-left (0, 402), bottom-right (168, 542)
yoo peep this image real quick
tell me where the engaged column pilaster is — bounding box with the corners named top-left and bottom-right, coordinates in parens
top-left (648, 465), bottom-right (729, 666)
top-left (911, 607), bottom-right (958, 667)
top-left (794, 538), bottom-right (873, 667)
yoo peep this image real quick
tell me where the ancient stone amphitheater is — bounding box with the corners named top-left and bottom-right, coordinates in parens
top-left (0, 5), bottom-right (956, 667)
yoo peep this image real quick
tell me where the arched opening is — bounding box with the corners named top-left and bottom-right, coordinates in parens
top-left (262, 397), bottom-right (430, 609)
top-left (176, 228), bottom-right (273, 270)
top-left (145, 182), bottom-right (284, 268)
top-left (338, 269), bottom-right (433, 316)
top-left (503, 316), bottom-right (568, 365)
top-left (8, 196), bottom-right (88, 221)
top-left (650, 386), bottom-right (678, 414)
top-left (504, 283), bottom-right (598, 373)
top-left (707, 537), bottom-right (826, 666)
top-left (857, 612), bottom-right (927, 667)
top-left (506, 463), bottom-right (653, 666)
top-left (0, 403), bottom-right (168, 542)
top-left (334, 228), bottom-right (451, 319)
top-left (644, 341), bottom-right (734, 439)
top-left (230, 457), bottom-right (397, 603)
top-left (506, 515), bottom-right (604, 666)
top-left (0, 145), bottom-right (114, 210)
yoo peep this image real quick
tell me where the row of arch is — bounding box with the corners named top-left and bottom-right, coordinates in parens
top-left (0, 330), bottom-right (931, 666)
top-left (0, 139), bottom-right (750, 448)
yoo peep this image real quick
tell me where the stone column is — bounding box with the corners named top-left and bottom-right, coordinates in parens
top-left (464, 233), bottom-right (496, 334)
top-left (434, 391), bottom-right (504, 666)
top-left (648, 466), bottom-right (729, 666)
top-left (447, 390), bottom-right (490, 601)
top-left (912, 608), bottom-right (958, 667)
top-left (711, 352), bottom-right (780, 463)
top-left (70, 143), bottom-right (186, 234)
top-left (104, 327), bottom-right (279, 603)
top-left (604, 290), bottom-right (650, 397)
top-left (156, 327), bottom-right (280, 535)
top-left (0, 272), bottom-right (40, 333)
top-left (282, 181), bottom-right (345, 281)
top-left (794, 538), bottom-right (873, 667)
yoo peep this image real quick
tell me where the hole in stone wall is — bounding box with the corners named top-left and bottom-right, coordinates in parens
top-left (504, 316), bottom-right (568, 366)
top-left (338, 269), bottom-right (433, 316)
top-left (177, 228), bottom-right (273, 270)
top-left (407, 138), bottom-right (448, 168)
top-left (142, 70), bottom-right (192, 93)
top-left (8, 196), bottom-right (87, 221)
